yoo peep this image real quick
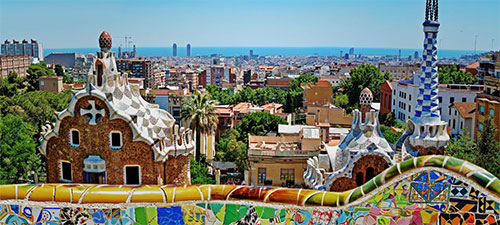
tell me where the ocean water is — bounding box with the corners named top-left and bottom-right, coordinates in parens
top-left (44, 47), bottom-right (478, 58)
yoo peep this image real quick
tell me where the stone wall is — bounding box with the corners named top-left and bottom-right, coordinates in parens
top-left (1, 156), bottom-right (499, 224)
top-left (330, 154), bottom-right (389, 192)
top-left (163, 154), bottom-right (190, 185)
top-left (46, 96), bottom-right (161, 185)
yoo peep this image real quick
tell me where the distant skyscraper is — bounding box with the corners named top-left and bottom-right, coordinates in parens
top-left (186, 43), bottom-right (191, 57)
top-left (1, 39), bottom-right (43, 62)
top-left (133, 45), bottom-right (137, 58)
top-left (398, 49), bottom-right (402, 61)
top-left (249, 49), bottom-right (253, 57)
top-left (414, 51), bottom-right (419, 60)
top-left (349, 48), bottom-right (354, 55)
top-left (172, 43), bottom-right (177, 57)
top-left (340, 50), bottom-right (343, 57)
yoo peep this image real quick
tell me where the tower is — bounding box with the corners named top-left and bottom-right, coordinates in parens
top-left (396, 0), bottom-right (449, 159)
top-left (359, 87), bottom-right (373, 123)
top-left (186, 43), bottom-right (191, 57)
top-left (173, 43), bottom-right (177, 57)
top-left (118, 46), bottom-right (122, 58)
top-left (133, 45), bottom-right (136, 58)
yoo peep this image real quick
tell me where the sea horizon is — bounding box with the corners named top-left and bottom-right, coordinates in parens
top-left (44, 46), bottom-right (488, 58)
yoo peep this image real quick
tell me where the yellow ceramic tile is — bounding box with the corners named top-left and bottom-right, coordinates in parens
top-left (17, 184), bottom-right (37, 200)
top-left (81, 186), bottom-right (131, 204)
top-left (264, 189), bottom-right (300, 205)
top-left (174, 185), bottom-right (204, 202)
top-left (130, 185), bottom-right (164, 203)
top-left (0, 184), bottom-right (17, 200)
top-left (197, 185), bottom-right (211, 200)
top-left (209, 185), bottom-right (236, 200)
top-left (71, 184), bottom-right (93, 203)
top-left (29, 185), bottom-right (54, 201)
top-left (160, 186), bottom-right (175, 203)
top-left (54, 185), bottom-right (72, 202)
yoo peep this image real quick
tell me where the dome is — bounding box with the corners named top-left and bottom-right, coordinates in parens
top-left (99, 31), bottom-right (112, 49)
top-left (360, 87), bottom-right (373, 105)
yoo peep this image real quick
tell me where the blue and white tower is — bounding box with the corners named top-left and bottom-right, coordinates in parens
top-left (396, 0), bottom-right (449, 158)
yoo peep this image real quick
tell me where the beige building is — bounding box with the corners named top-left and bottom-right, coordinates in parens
top-left (39, 76), bottom-right (63, 93)
top-left (0, 55), bottom-right (30, 78)
top-left (248, 126), bottom-right (322, 187)
top-left (378, 63), bottom-right (422, 80)
top-left (306, 104), bottom-right (353, 128)
top-left (302, 80), bottom-right (333, 106)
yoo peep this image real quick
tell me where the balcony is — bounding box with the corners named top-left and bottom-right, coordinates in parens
top-left (248, 148), bottom-right (320, 158)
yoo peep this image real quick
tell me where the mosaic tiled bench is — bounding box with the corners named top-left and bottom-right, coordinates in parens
top-left (1, 155), bottom-right (499, 224)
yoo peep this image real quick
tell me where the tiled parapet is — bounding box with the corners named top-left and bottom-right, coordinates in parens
top-left (1, 156), bottom-right (499, 206)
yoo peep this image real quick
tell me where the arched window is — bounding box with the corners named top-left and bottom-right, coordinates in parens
top-left (366, 167), bottom-right (375, 182)
top-left (356, 172), bottom-right (364, 186)
top-left (96, 61), bottom-right (103, 86)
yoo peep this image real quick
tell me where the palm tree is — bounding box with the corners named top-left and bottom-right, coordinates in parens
top-left (181, 90), bottom-right (218, 162)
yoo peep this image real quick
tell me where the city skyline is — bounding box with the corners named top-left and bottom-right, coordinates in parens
top-left (1, 0), bottom-right (498, 50)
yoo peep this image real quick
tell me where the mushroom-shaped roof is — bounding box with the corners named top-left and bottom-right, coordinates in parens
top-left (99, 31), bottom-right (112, 49)
top-left (360, 87), bottom-right (373, 105)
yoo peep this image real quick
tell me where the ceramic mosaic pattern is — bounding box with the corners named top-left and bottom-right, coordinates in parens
top-left (1, 156), bottom-right (499, 224)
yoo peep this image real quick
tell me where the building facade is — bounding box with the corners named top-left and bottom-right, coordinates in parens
top-left (380, 80), bottom-right (393, 116)
top-left (391, 80), bottom-right (482, 125)
top-left (39, 76), bottom-right (63, 93)
top-left (44, 52), bottom-right (84, 68)
top-left (302, 80), bottom-right (333, 106)
top-left (449, 102), bottom-right (476, 139)
top-left (116, 58), bottom-right (163, 89)
top-left (1, 39), bottom-right (43, 62)
top-left (0, 55), bottom-right (30, 78)
top-left (378, 63), bottom-right (422, 80)
top-left (40, 31), bottom-right (194, 185)
top-left (475, 51), bottom-right (500, 141)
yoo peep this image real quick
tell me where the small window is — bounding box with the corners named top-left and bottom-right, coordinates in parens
top-left (462, 97), bottom-right (466, 102)
top-left (490, 109), bottom-right (495, 117)
top-left (478, 122), bottom-right (484, 131)
top-left (280, 168), bottom-right (294, 183)
top-left (479, 106), bottom-right (485, 115)
top-left (409, 95), bottom-right (412, 101)
top-left (124, 165), bottom-right (141, 185)
top-left (409, 105), bottom-right (411, 113)
top-left (258, 168), bottom-right (266, 185)
top-left (109, 131), bottom-right (123, 150)
top-left (69, 129), bottom-right (80, 148)
top-left (438, 97), bottom-right (442, 103)
top-left (60, 161), bottom-right (72, 182)
top-left (450, 97), bottom-right (455, 104)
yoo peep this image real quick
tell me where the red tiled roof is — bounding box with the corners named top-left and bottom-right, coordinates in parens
top-left (452, 102), bottom-right (476, 119)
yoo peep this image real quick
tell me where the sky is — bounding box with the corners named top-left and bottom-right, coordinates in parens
top-left (0, 0), bottom-right (498, 50)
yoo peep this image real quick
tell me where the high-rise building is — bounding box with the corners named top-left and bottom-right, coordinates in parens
top-left (1, 39), bottom-right (43, 62)
top-left (172, 43), bottom-right (177, 57)
top-left (396, 0), bottom-right (449, 157)
top-left (414, 51), bottom-right (419, 60)
top-left (349, 48), bottom-right (354, 55)
top-left (475, 51), bottom-right (500, 141)
top-left (116, 58), bottom-right (164, 89)
top-left (0, 55), bottom-right (30, 78)
top-left (249, 50), bottom-right (253, 57)
top-left (186, 44), bottom-right (191, 57)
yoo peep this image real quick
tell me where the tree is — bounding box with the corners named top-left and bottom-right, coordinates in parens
top-left (339, 64), bottom-right (391, 109)
top-left (286, 74), bottom-right (319, 112)
top-left (13, 90), bottom-right (72, 136)
top-left (238, 112), bottom-right (287, 139)
top-left (0, 71), bottom-right (26, 97)
top-left (476, 117), bottom-right (500, 176)
top-left (190, 158), bottom-right (215, 184)
top-left (0, 96), bottom-right (13, 116)
top-left (215, 129), bottom-right (247, 172)
top-left (445, 118), bottom-right (500, 178)
top-left (26, 62), bottom-right (55, 91)
top-left (334, 94), bottom-right (349, 109)
top-left (380, 112), bottom-right (395, 127)
top-left (380, 125), bottom-right (403, 144)
top-left (438, 65), bottom-right (477, 85)
top-left (181, 90), bottom-right (218, 162)
top-left (55, 64), bottom-right (73, 84)
top-left (0, 115), bottom-right (41, 184)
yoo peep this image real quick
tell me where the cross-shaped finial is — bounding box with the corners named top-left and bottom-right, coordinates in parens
top-left (80, 99), bottom-right (104, 125)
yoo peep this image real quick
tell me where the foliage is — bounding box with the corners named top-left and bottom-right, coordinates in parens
top-left (181, 90), bottom-right (218, 161)
top-left (238, 112), bottom-right (287, 138)
top-left (334, 94), bottom-right (349, 109)
top-left (380, 112), bottom-right (395, 127)
top-left (12, 90), bottom-right (72, 135)
top-left (445, 117), bottom-right (500, 178)
top-left (215, 129), bottom-right (247, 172)
top-left (380, 125), bottom-right (403, 144)
top-left (0, 115), bottom-right (41, 184)
top-left (339, 64), bottom-right (391, 109)
top-left (207, 74), bottom-right (317, 113)
top-left (438, 65), bottom-right (477, 85)
top-left (0, 71), bottom-right (26, 98)
top-left (0, 96), bottom-right (13, 116)
top-left (55, 64), bottom-right (73, 84)
top-left (190, 158), bottom-right (215, 184)
top-left (26, 62), bottom-right (55, 91)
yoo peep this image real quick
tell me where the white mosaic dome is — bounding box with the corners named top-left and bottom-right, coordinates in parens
top-left (360, 87), bottom-right (373, 105)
